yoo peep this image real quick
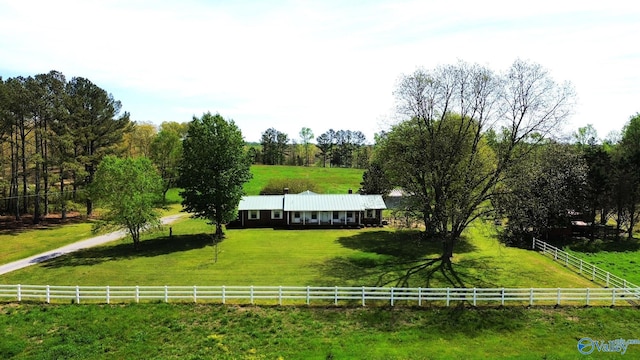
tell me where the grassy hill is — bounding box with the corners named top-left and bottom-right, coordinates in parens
top-left (244, 165), bottom-right (364, 195)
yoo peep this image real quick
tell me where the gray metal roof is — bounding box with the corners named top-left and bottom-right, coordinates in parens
top-left (284, 194), bottom-right (386, 212)
top-left (239, 194), bottom-right (387, 212)
top-left (238, 195), bottom-right (284, 210)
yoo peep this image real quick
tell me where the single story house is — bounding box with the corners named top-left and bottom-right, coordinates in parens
top-left (229, 190), bottom-right (387, 228)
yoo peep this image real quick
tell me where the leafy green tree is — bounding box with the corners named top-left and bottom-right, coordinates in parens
top-left (179, 112), bottom-right (252, 238)
top-left (299, 127), bottom-right (314, 166)
top-left (315, 129), bottom-right (334, 167)
top-left (495, 143), bottom-right (588, 245)
top-left (260, 128), bottom-right (289, 165)
top-left (91, 156), bottom-right (163, 250)
top-left (358, 161), bottom-right (392, 195)
top-left (150, 128), bottom-right (182, 202)
top-left (611, 113), bottom-right (640, 239)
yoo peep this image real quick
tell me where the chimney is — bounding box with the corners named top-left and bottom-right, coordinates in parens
top-left (348, 189), bottom-right (352, 194)
top-left (284, 188), bottom-right (289, 194)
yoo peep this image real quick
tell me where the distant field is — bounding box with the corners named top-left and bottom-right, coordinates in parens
top-left (244, 165), bottom-right (364, 195)
top-left (0, 217), bottom-right (596, 290)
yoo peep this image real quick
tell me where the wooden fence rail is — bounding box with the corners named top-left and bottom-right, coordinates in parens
top-left (1, 284), bottom-right (638, 306)
top-left (532, 238), bottom-right (639, 290)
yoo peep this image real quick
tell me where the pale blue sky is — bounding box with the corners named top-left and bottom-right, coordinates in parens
top-left (1, 0), bottom-right (638, 143)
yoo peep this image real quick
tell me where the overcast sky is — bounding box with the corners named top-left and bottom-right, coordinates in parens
top-left (1, 0), bottom-right (638, 143)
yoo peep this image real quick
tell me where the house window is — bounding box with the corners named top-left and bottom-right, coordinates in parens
top-left (366, 210), bottom-right (375, 218)
top-left (249, 210), bottom-right (260, 220)
top-left (294, 212), bottom-right (301, 219)
top-left (347, 211), bottom-right (353, 218)
top-left (311, 212), bottom-right (318, 220)
top-left (333, 211), bottom-right (339, 219)
top-left (271, 210), bottom-right (282, 219)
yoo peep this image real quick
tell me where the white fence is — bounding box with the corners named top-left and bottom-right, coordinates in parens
top-left (532, 238), bottom-right (639, 289)
top-left (1, 284), bottom-right (639, 306)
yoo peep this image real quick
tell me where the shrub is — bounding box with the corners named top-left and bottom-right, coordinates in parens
top-left (260, 178), bottom-right (319, 195)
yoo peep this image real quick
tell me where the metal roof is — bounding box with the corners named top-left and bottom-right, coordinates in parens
top-left (284, 194), bottom-right (387, 212)
top-left (238, 194), bottom-right (387, 212)
top-left (238, 195), bottom-right (284, 210)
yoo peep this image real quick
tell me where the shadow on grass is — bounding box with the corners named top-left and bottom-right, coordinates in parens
top-left (310, 306), bottom-right (528, 336)
top-left (41, 233), bottom-right (213, 268)
top-left (0, 215), bottom-right (88, 236)
top-left (316, 230), bottom-right (479, 287)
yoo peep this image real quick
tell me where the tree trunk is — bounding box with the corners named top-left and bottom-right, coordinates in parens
top-left (60, 170), bottom-right (66, 221)
top-left (215, 222), bottom-right (224, 238)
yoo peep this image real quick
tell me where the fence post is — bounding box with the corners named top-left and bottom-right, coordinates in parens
top-left (529, 288), bottom-right (534, 306)
top-left (17, 284), bottom-right (21, 302)
top-left (473, 288), bottom-right (477, 306)
top-left (554, 248), bottom-right (558, 260)
top-left (612, 288), bottom-right (616, 306)
top-left (193, 285), bottom-right (197, 303)
top-left (361, 286), bottom-right (365, 307)
top-left (250, 286), bottom-right (254, 305)
top-left (446, 288), bottom-right (450, 307)
top-left (390, 287), bottom-right (395, 307)
top-left (543, 242), bottom-right (546, 253)
top-left (532, 237), bottom-right (536, 250)
top-left (556, 288), bottom-right (561, 306)
top-left (592, 266), bottom-right (596, 281)
top-left (106, 286), bottom-right (110, 304)
top-left (579, 259), bottom-right (583, 274)
top-left (501, 288), bottom-right (505, 306)
top-left (306, 286), bottom-right (310, 305)
top-left (135, 286), bottom-right (140, 303)
top-left (624, 280), bottom-right (627, 289)
top-left (418, 287), bottom-right (422, 306)
top-left (279, 286), bottom-right (283, 306)
top-left (586, 288), bottom-right (590, 306)
top-left (222, 285), bottom-right (226, 304)
top-left (334, 286), bottom-right (338, 306)
top-left (164, 285), bottom-right (168, 303)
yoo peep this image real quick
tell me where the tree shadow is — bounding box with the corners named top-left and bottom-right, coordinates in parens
top-left (315, 230), bottom-right (478, 287)
top-left (41, 233), bottom-right (213, 268)
top-left (0, 214), bottom-right (88, 236)
top-left (321, 306), bottom-right (528, 337)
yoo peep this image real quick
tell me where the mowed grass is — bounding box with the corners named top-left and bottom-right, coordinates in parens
top-left (565, 240), bottom-right (640, 285)
top-left (0, 217), bottom-right (597, 289)
top-left (244, 165), bottom-right (364, 195)
top-left (0, 222), bottom-right (96, 265)
top-left (0, 165), bottom-right (361, 267)
top-left (2, 303), bottom-right (640, 359)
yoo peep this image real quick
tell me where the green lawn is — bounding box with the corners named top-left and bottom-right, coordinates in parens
top-left (244, 165), bottom-right (364, 195)
top-left (0, 217), bottom-right (597, 290)
top-left (0, 222), bottom-right (96, 265)
top-left (2, 303), bottom-right (640, 359)
top-left (565, 238), bottom-right (640, 285)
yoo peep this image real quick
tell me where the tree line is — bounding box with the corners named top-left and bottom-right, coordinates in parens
top-left (253, 127), bottom-right (371, 168)
top-left (0, 70), bottom-right (187, 223)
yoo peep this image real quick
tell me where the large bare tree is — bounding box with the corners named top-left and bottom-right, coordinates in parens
top-left (377, 59), bottom-right (575, 286)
